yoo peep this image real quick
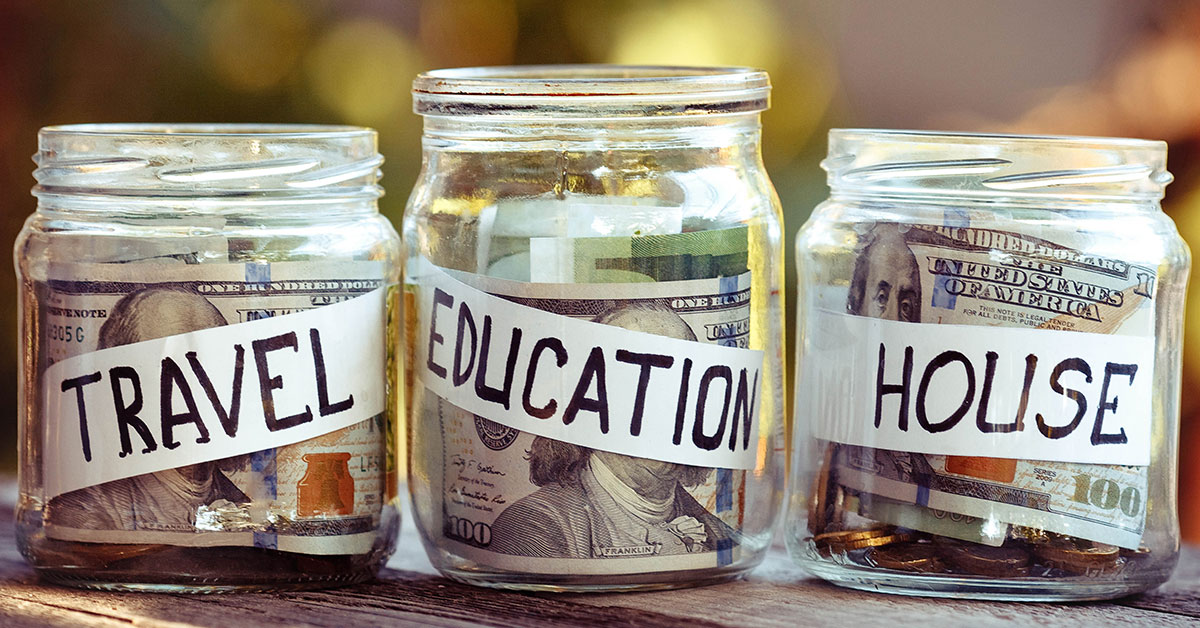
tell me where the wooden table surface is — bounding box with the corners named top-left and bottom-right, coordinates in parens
top-left (2, 487), bottom-right (1199, 628)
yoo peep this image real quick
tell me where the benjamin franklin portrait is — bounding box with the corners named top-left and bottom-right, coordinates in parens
top-left (486, 303), bottom-right (736, 558)
top-left (47, 287), bottom-right (250, 533)
top-left (848, 223), bottom-right (923, 323)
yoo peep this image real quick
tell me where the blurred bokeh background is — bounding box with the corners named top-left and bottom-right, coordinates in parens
top-left (3, 0), bottom-right (1200, 537)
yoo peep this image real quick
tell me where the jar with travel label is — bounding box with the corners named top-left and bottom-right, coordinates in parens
top-left (14, 125), bottom-right (403, 591)
top-left (787, 130), bottom-right (1189, 600)
top-left (404, 66), bottom-right (786, 591)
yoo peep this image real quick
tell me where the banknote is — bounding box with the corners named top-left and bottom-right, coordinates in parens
top-left (475, 196), bottom-right (684, 281)
top-left (853, 493), bottom-right (1010, 547)
top-left (529, 225), bottom-right (751, 284)
top-left (36, 260), bottom-right (390, 554)
top-left (410, 226), bottom-right (756, 574)
top-left (832, 444), bottom-right (1148, 549)
top-left (806, 219), bottom-right (1157, 548)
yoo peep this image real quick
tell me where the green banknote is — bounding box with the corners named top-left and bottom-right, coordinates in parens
top-left (414, 225), bottom-right (758, 574)
top-left (529, 226), bottom-right (750, 283)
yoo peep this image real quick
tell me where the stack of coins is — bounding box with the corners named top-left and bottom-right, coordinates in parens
top-left (813, 526), bottom-right (914, 557)
top-left (1032, 537), bottom-right (1123, 577)
top-left (937, 540), bottom-right (1032, 577)
top-left (803, 448), bottom-right (1146, 580)
top-left (866, 542), bottom-right (942, 573)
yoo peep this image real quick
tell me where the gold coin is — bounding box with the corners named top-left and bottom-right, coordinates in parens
top-left (814, 525), bottom-right (893, 546)
top-left (1033, 538), bottom-right (1121, 575)
top-left (867, 542), bottom-right (942, 572)
top-left (1120, 545), bottom-right (1152, 559)
top-left (841, 532), bottom-right (915, 551)
top-left (808, 443), bottom-right (835, 534)
top-left (36, 540), bottom-right (168, 569)
top-left (941, 543), bottom-right (1031, 577)
top-left (818, 527), bottom-right (915, 553)
top-left (814, 525), bottom-right (897, 556)
top-left (1009, 525), bottom-right (1049, 544)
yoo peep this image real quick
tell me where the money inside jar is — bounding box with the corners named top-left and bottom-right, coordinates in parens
top-left (790, 130), bottom-right (1187, 600)
top-left (410, 204), bottom-right (764, 573)
top-left (404, 65), bottom-right (786, 591)
top-left (16, 124), bottom-right (403, 591)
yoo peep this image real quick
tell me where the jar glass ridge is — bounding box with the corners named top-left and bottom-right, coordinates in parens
top-left (788, 129), bottom-right (1187, 600)
top-left (15, 124), bottom-right (402, 592)
top-left (404, 66), bottom-right (786, 592)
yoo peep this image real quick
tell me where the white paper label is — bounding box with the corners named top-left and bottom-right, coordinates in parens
top-left (42, 289), bottom-right (386, 500)
top-left (414, 265), bottom-right (765, 470)
top-left (804, 310), bottom-right (1154, 466)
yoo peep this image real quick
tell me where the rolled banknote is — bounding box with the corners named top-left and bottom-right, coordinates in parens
top-left (410, 225), bottom-right (757, 574)
top-left (37, 259), bottom-right (390, 556)
top-left (802, 218), bottom-right (1158, 550)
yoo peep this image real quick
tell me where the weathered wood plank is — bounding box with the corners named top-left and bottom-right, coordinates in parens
top-left (1, 491), bottom-right (1197, 628)
top-left (1115, 546), bottom-right (1200, 619)
top-left (559, 549), bottom-right (1196, 628)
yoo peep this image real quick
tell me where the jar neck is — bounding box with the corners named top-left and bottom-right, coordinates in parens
top-left (34, 196), bottom-right (382, 220)
top-left (419, 113), bottom-right (764, 153)
top-left (823, 129), bottom-right (1171, 208)
top-left (827, 188), bottom-right (1163, 211)
top-left (32, 124), bottom-right (384, 217)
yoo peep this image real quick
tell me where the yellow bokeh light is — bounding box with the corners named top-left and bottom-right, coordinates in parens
top-left (1168, 185), bottom-right (1200, 417)
top-left (202, 0), bottom-right (311, 92)
top-left (592, 0), bottom-right (835, 163)
top-left (419, 0), bottom-right (518, 67)
top-left (305, 20), bottom-right (424, 127)
top-left (606, 0), bottom-right (784, 69)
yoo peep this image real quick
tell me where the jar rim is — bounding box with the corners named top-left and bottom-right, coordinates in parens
top-left (825, 128), bottom-right (1170, 202)
top-left (413, 65), bottom-right (770, 118)
top-left (34, 123), bottom-right (383, 206)
top-left (831, 128), bottom-right (1166, 151)
top-left (39, 123), bottom-right (375, 139)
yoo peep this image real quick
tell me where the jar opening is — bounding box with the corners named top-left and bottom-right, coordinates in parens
top-left (33, 123), bottom-right (383, 205)
top-left (38, 123), bottom-right (374, 139)
top-left (413, 65), bottom-right (770, 119)
top-left (824, 129), bottom-right (1171, 202)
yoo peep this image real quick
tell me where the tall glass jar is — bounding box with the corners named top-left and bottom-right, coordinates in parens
top-left (788, 130), bottom-right (1188, 600)
top-left (404, 66), bottom-right (786, 591)
top-left (15, 124), bottom-right (403, 592)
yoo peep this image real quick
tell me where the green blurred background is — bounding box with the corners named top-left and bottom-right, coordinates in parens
top-left (4, 0), bottom-right (1200, 538)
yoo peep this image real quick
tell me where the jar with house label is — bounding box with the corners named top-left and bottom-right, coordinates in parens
top-left (14, 124), bottom-right (402, 591)
top-left (404, 66), bottom-right (786, 591)
top-left (787, 129), bottom-right (1188, 600)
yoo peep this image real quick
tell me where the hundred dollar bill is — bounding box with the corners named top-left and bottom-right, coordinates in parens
top-left (411, 226), bottom-right (753, 574)
top-left (36, 260), bottom-right (390, 555)
top-left (809, 219), bottom-right (1157, 548)
top-left (477, 196), bottom-right (683, 281)
top-left (833, 444), bottom-right (1147, 549)
top-left (529, 224), bottom-right (751, 284)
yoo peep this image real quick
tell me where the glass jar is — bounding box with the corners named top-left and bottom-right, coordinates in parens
top-left (404, 66), bottom-right (786, 591)
top-left (787, 129), bottom-right (1188, 600)
top-left (14, 124), bottom-right (403, 592)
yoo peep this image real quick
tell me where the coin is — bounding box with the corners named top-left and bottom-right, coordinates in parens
top-left (940, 542), bottom-right (1031, 577)
top-left (867, 542), bottom-right (942, 572)
top-left (1033, 538), bottom-right (1122, 576)
top-left (841, 532), bottom-right (916, 551)
top-left (1119, 546), bottom-right (1153, 572)
top-left (816, 526), bottom-right (915, 555)
top-left (814, 525), bottom-right (892, 546)
top-left (37, 540), bottom-right (169, 569)
top-left (808, 443), bottom-right (836, 535)
top-left (1009, 525), bottom-right (1049, 545)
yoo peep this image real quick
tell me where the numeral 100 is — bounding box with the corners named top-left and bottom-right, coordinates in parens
top-left (446, 515), bottom-right (492, 547)
top-left (1072, 473), bottom-right (1142, 517)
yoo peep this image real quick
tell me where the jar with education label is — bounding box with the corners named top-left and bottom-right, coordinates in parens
top-left (787, 130), bottom-right (1188, 600)
top-left (404, 66), bottom-right (786, 591)
top-left (14, 124), bottom-right (403, 591)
